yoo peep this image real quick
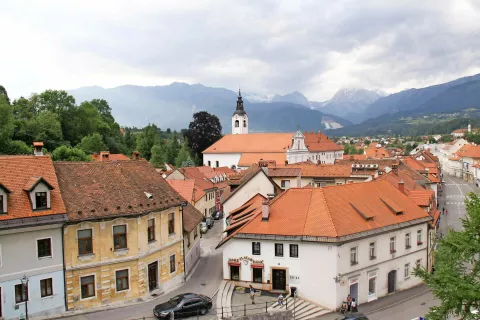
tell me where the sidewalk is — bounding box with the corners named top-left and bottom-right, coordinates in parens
top-left (315, 284), bottom-right (429, 319)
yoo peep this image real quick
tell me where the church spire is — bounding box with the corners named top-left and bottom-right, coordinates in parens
top-left (233, 88), bottom-right (246, 116)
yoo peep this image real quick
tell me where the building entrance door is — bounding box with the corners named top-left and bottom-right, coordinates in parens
top-left (272, 269), bottom-right (286, 291)
top-left (388, 270), bottom-right (396, 293)
top-left (0, 287), bottom-right (2, 318)
top-left (148, 261), bottom-right (158, 291)
top-left (349, 281), bottom-right (359, 302)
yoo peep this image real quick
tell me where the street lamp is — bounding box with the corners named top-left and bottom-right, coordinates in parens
top-left (20, 275), bottom-right (29, 320)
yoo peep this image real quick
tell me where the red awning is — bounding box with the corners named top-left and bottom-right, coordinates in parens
top-left (251, 263), bottom-right (264, 269)
top-left (228, 261), bottom-right (241, 267)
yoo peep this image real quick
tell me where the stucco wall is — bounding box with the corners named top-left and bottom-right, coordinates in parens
top-left (63, 207), bottom-right (184, 309)
top-left (184, 227), bottom-right (201, 276)
top-left (223, 173), bottom-right (275, 224)
top-left (0, 225), bottom-right (65, 319)
top-left (203, 153), bottom-right (242, 169)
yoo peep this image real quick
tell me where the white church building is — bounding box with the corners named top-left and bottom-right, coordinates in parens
top-left (203, 91), bottom-right (344, 169)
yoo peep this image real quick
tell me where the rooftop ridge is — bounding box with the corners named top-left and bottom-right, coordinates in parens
top-left (319, 187), bottom-right (338, 237)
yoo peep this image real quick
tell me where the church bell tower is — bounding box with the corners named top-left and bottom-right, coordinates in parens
top-left (232, 89), bottom-right (248, 134)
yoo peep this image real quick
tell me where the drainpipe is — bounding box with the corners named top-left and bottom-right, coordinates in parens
top-left (61, 223), bottom-right (69, 311)
top-left (180, 202), bottom-right (187, 282)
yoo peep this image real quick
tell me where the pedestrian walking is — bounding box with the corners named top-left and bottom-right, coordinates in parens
top-left (249, 285), bottom-right (255, 304)
top-left (446, 209), bottom-right (448, 215)
top-left (351, 298), bottom-right (358, 313)
top-left (346, 294), bottom-right (352, 312)
top-left (442, 207), bottom-right (445, 215)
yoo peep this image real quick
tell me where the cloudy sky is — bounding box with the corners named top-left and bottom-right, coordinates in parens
top-left (2, 0), bottom-right (480, 101)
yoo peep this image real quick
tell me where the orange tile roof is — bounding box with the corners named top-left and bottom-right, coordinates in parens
top-left (267, 168), bottom-right (301, 177)
top-left (179, 167), bottom-right (215, 191)
top-left (182, 202), bottom-right (204, 232)
top-left (402, 157), bottom-right (426, 171)
top-left (406, 189), bottom-right (435, 207)
top-left (304, 131), bottom-right (343, 152)
top-left (91, 153), bottom-right (130, 161)
top-left (203, 133), bottom-right (293, 153)
top-left (335, 159), bottom-right (399, 172)
top-left (214, 166), bottom-right (236, 174)
top-left (343, 154), bottom-right (367, 160)
top-left (238, 153), bottom-right (286, 167)
top-left (461, 145), bottom-right (480, 158)
top-left (167, 180), bottom-right (195, 202)
top-left (0, 156), bottom-right (66, 221)
top-left (365, 146), bottom-right (391, 159)
top-left (452, 129), bottom-right (467, 133)
top-left (455, 144), bottom-right (474, 157)
top-left (376, 171), bottom-right (424, 192)
top-left (237, 180), bottom-right (430, 238)
top-left (281, 164), bottom-right (352, 177)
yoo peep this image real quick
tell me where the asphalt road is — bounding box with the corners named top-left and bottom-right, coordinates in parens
top-left (68, 220), bottom-right (224, 320)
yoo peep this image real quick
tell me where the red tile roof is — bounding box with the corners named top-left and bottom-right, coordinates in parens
top-left (365, 146), bottom-right (391, 159)
top-left (203, 133), bottom-right (292, 153)
top-left (376, 171), bottom-right (424, 192)
top-left (182, 203), bottom-right (204, 233)
top-left (237, 180), bottom-right (430, 238)
top-left (267, 168), bottom-right (301, 177)
top-left (304, 132), bottom-right (343, 152)
top-left (0, 156), bottom-right (66, 221)
top-left (407, 189), bottom-right (435, 207)
top-left (461, 145), bottom-right (480, 158)
top-left (343, 154), bottom-right (367, 160)
top-left (167, 180), bottom-right (195, 202)
top-left (91, 153), bottom-right (130, 162)
top-left (54, 160), bottom-right (184, 221)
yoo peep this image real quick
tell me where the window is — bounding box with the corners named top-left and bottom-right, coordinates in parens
top-left (281, 180), bottom-right (290, 189)
top-left (369, 242), bottom-right (376, 260)
top-left (40, 278), bottom-right (53, 297)
top-left (274, 243), bottom-right (283, 257)
top-left (80, 275), bottom-right (95, 299)
top-left (243, 120), bottom-right (247, 127)
top-left (116, 269), bottom-right (129, 291)
top-left (187, 233), bottom-right (191, 248)
top-left (35, 192), bottom-right (48, 209)
top-left (168, 213), bottom-right (175, 234)
top-left (208, 161), bottom-right (211, 167)
top-left (15, 284), bottom-right (28, 303)
top-left (147, 219), bottom-right (155, 242)
top-left (78, 229), bottom-right (93, 255)
top-left (350, 247), bottom-right (358, 265)
top-left (169, 254), bottom-right (176, 273)
top-left (404, 263), bottom-right (410, 279)
top-left (368, 276), bottom-right (376, 296)
top-left (405, 233), bottom-right (411, 249)
top-left (0, 195), bottom-right (4, 213)
top-left (290, 244), bottom-right (299, 258)
top-left (216, 161), bottom-right (219, 168)
top-left (417, 229), bottom-right (423, 245)
top-left (37, 238), bottom-right (52, 258)
top-left (194, 226), bottom-right (198, 239)
top-left (390, 237), bottom-right (396, 253)
top-left (235, 120), bottom-right (239, 127)
top-left (113, 225), bottom-right (127, 250)
top-left (416, 259), bottom-right (422, 267)
top-left (252, 242), bottom-right (261, 255)
top-left (230, 266), bottom-right (240, 281)
top-left (253, 268), bottom-right (262, 283)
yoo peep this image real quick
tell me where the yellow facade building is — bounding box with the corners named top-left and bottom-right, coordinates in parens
top-left (55, 160), bottom-right (193, 310)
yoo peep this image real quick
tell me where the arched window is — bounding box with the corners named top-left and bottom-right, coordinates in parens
top-left (243, 120), bottom-right (246, 127)
top-left (235, 120), bottom-right (239, 127)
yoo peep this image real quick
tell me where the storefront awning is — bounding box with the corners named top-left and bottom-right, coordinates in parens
top-left (228, 261), bottom-right (241, 267)
top-left (251, 263), bottom-right (264, 269)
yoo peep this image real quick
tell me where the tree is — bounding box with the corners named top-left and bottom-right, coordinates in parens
top-left (185, 111), bottom-right (222, 160)
top-left (175, 144), bottom-right (192, 168)
top-left (165, 132), bottom-right (181, 164)
top-left (24, 111), bottom-right (63, 150)
top-left (4, 140), bottom-right (32, 155)
top-left (182, 156), bottom-right (195, 168)
top-left (441, 135), bottom-right (454, 143)
top-left (364, 139), bottom-right (371, 145)
top-left (77, 133), bottom-right (107, 154)
top-left (0, 96), bottom-right (15, 146)
top-left (414, 192), bottom-right (480, 320)
top-left (136, 124), bottom-right (161, 160)
top-left (0, 85), bottom-right (10, 104)
top-left (150, 144), bottom-right (166, 168)
top-left (52, 145), bottom-right (91, 161)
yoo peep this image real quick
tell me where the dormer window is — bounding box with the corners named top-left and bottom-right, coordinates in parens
top-left (36, 192), bottom-right (48, 209)
top-left (23, 177), bottom-right (54, 210)
top-left (0, 183), bottom-right (11, 214)
top-left (0, 194), bottom-right (4, 213)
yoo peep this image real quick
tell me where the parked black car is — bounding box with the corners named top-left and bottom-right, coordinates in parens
top-left (336, 313), bottom-right (369, 320)
top-left (213, 211), bottom-right (223, 220)
top-left (153, 293), bottom-right (213, 319)
top-left (206, 216), bottom-right (214, 228)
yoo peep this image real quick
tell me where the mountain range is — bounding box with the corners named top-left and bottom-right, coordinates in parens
top-left (68, 84), bottom-right (352, 133)
top-left (69, 72), bottom-right (480, 136)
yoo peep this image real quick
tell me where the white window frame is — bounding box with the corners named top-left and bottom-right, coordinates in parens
top-left (405, 233), bottom-right (411, 249)
top-left (36, 237), bottom-right (53, 259)
top-left (390, 237), bottom-right (396, 253)
top-left (79, 273), bottom-right (97, 300)
top-left (114, 267), bottom-right (131, 293)
top-left (369, 242), bottom-right (376, 260)
top-left (350, 246), bottom-right (358, 265)
top-left (417, 229), bottom-right (423, 245)
top-left (404, 263), bottom-right (410, 279)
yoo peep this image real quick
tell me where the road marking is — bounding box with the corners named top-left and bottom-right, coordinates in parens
top-left (446, 202), bottom-right (464, 205)
top-left (364, 289), bottom-right (430, 315)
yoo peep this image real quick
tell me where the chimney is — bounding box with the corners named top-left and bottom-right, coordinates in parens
top-left (100, 151), bottom-right (110, 161)
top-left (285, 160), bottom-right (288, 166)
top-left (132, 151), bottom-right (140, 160)
top-left (398, 180), bottom-right (405, 194)
top-left (33, 142), bottom-right (44, 156)
top-left (262, 200), bottom-right (270, 221)
top-left (371, 174), bottom-right (375, 181)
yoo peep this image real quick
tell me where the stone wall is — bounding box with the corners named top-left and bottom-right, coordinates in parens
top-left (228, 311), bottom-right (292, 320)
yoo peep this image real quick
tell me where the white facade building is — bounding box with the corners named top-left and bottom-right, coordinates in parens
top-left (218, 181), bottom-right (432, 311)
